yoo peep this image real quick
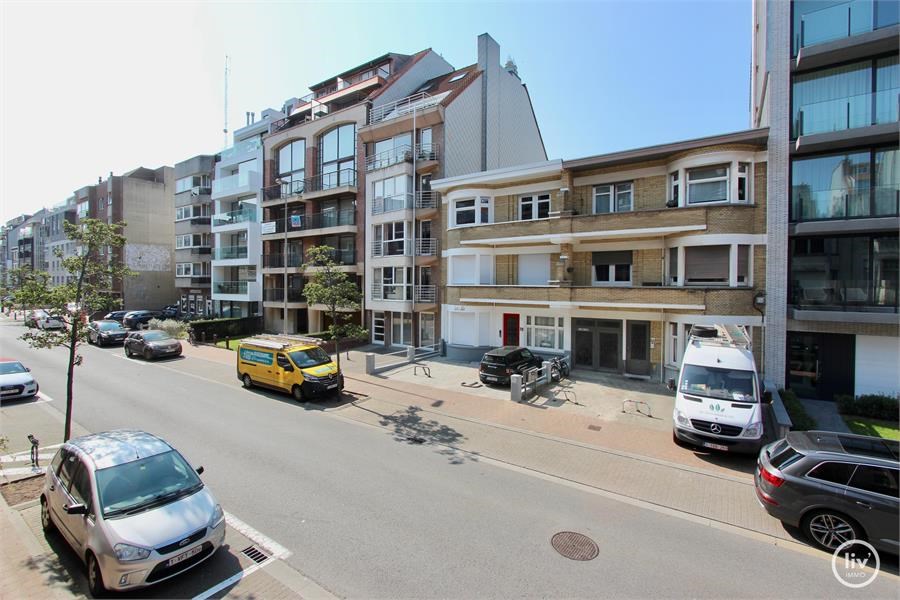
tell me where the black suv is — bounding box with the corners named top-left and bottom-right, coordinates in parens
top-left (755, 431), bottom-right (898, 553)
top-left (122, 310), bottom-right (163, 330)
top-left (479, 346), bottom-right (543, 386)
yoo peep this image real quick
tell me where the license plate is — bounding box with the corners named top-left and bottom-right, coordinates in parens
top-left (484, 375), bottom-right (497, 381)
top-left (1, 389), bottom-right (16, 395)
top-left (326, 383), bottom-right (338, 389)
top-left (703, 442), bottom-right (729, 451)
top-left (167, 545), bottom-right (202, 567)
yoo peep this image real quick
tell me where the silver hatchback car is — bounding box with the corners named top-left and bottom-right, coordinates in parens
top-left (40, 430), bottom-right (226, 596)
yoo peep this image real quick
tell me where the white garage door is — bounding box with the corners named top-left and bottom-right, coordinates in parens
top-left (450, 312), bottom-right (477, 346)
top-left (518, 254), bottom-right (550, 285)
top-left (855, 335), bottom-right (900, 396)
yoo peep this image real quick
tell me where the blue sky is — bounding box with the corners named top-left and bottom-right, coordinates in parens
top-left (1, 0), bottom-right (751, 221)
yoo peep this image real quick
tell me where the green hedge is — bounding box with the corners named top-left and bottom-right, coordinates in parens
top-left (191, 317), bottom-right (263, 341)
top-left (835, 393), bottom-right (899, 423)
top-left (779, 388), bottom-right (818, 431)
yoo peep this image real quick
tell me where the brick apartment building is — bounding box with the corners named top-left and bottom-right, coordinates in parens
top-left (174, 154), bottom-right (216, 316)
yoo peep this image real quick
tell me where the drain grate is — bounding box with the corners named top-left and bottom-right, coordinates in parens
top-left (241, 544), bottom-right (271, 565)
top-left (550, 531), bottom-right (599, 561)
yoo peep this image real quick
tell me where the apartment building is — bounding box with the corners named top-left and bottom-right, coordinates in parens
top-left (74, 166), bottom-right (177, 309)
top-left (260, 33), bottom-right (545, 341)
top-left (753, 0), bottom-right (899, 399)
top-left (174, 154), bottom-right (216, 316)
top-left (433, 129), bottom-right (769, 381)
top-left (44, 198), bottom-right (78, 286)
top-left (212, 109), bottom-right (284, 319)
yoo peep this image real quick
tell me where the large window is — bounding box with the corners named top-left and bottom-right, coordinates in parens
top-left (176, 175), bottom-right (211, 194)
top-left (372, 222), bottom-right (407, 256)
top-left (373, 175), bottom-right (411, 213)
top-left (176, 263), bottom-right (209, 277)
top-left (687, 166), bottom-right (729, 204)
top-left (791, 147), bottom-right (899, 221)
top-left (792, 0), bottom-right (900, 55)
top-left (790, 234), bottom-right (899, 311)
top-left (592, 251), bottom-right (632, 285)
top-left (370, 134), bottom-right (412, 170)
top-left (684, 246), bottom-right (730, 285)
top-left (372, 312), bottom-right (385, 342)
top-left (452, 197), bottom-right (491, 227)
top-left (792, 56), bottom-right (899, 138)
top-left (176, 205), bottom-right (209, 221)
top-left (524, 316), bottom-right (565, 351)
top-left (278, 140), bottom-right (306, 196)
top-left (519, 194), bottom-right (550, 220)
top-left (319, 124), bottom-right (355, 189)
top-left (176, 233), bottom-right (209, 249)
top-left (593, 183), bottom-right (633, 213)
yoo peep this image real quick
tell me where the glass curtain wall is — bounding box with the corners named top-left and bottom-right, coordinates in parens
top-left (319, 125), bottom-right (355, 189)
top-left (278, 140), bottom-right (306, 196)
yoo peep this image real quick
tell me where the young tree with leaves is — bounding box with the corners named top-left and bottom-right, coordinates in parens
top-left (17, 219), bottom-right (132, 441)
top-left (301, 245), bottom-right (366, 372)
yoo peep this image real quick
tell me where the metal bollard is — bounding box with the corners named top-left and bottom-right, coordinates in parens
top-left (542, 361), bottom-right (552, 385)
top-left (365, 352), bottom-right (375, 375)
top-left (406, 346), bottom-right (416, 362)
top-left (27, 434), bottom-right (39, 468)
top-left (511, 374), bottom-right (523, 402)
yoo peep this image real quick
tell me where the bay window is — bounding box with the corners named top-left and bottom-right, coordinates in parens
top-left (452, 197), bottom-right (491, 227)
top-left (684, 246), bottom-right (729, 285)
top-left (687, 165), bottom-right (729, 204)
top-left (519, 193), bottom-right (551, 220)
top-left (593, 183), bottom-right (633, 213)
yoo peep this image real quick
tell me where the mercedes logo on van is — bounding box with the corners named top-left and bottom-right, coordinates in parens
top-left (179, 537), bottom-right (191, 547)
top-left (710, 423), bottom-right (722, 434)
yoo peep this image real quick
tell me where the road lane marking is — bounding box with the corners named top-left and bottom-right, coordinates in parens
top-left (224, 511), bottom-right (291, 559)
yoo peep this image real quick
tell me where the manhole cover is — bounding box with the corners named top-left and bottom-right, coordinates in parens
top-left (550, 531), bottom-right (599, 561)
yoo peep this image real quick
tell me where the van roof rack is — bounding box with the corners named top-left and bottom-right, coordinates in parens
top-left (688, 324), bottom-right (752, 350)
top-left (242, 334), bottom-right (325, 350)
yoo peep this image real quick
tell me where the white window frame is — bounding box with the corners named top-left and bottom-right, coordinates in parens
top-left (737, 162), bottom-right (751, 203)
top-left (593, 183), bottom-right (633, 213)
top-left (372, 312), bottom-right (385, 342)
top-left (518, 193), bottom-right (551, 221)
top-left (591, 263), bottom-right (632, 286)
top-left (524, 315), bottom-right (565, 351)
top-left (687, 164), bottom-right (730, 205)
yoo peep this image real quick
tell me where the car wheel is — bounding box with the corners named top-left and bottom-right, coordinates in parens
top-left (242, 374), bottom-right (253, 388)
top-left (87, 552), bottom-right (107, 598)
top-left (803, 511), bottom-right (864, 551)
top-left (40, 497), bottom-right (55, 533)
top-left (125, 345), bottom-right (133, 358)
top-left (292, 385), bottom-right (307, 403)
top-left (143, 348), bottom-right (153, 361)
top-left (87, 334), bottom-right (94, 345)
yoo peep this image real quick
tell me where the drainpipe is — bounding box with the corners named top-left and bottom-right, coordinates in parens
top-left (410, 105), bottom-right (416, 346)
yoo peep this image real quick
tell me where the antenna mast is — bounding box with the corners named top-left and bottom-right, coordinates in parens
top-left (223, 55), bottom-right (231, 149)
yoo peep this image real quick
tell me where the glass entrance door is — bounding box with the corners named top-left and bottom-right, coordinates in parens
top-left (419, 313), bottom-right (435, 348)
top-left (788, 332), bottom-right (855, 401)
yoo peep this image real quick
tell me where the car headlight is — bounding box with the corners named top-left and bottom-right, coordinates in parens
top-left (302, 372), bottom-right (318, 382)
top-left (744, 423), bottom-right (762, 438)
top-left (114, 543), bottom-right (151, 561)
top-left (210, 504), bottom-right (225, 528)
top-left (675, 410), bottom-right (690, 426)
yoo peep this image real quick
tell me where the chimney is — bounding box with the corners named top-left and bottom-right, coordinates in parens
top-left (504, 57), bottom-right (519, 79)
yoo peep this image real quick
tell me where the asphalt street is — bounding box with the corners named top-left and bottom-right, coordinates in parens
top-left (2, 320), bottom-right (896, 599)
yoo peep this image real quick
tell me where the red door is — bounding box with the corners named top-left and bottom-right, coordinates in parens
top-left (502, 314), bottom-right (520, 346)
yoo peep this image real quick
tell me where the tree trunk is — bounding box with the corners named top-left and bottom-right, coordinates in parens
top-left (65, 254), bottom-right (89, 441)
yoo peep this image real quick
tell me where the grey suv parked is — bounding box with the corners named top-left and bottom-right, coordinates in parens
top-left (755, 431), bottom-right (898, 553)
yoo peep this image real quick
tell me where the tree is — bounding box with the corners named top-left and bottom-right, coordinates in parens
top-left (4, 265), bottom-right (43, 316)
top-left (301, 245), bottom-right (366, 372)
top-left (16, 219), bottom-right (132, 441)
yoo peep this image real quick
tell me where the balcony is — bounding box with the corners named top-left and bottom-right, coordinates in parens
top-left (793, 88), bottom-right (899, 138)
top-left (212, 245), bottom-right (249, 261)
top-left (212, 208), bottom-right (258, 228)
top-left (189, 246), bottom-right (212, 255)
top-left (793, 0), bottom-right (899, 55)
top-left (791, 185), bottom-right (900, 222)
top-left (261, 208), bottom-right (356, 237)
top-left (370, 283), bottom-right (437, 305)
top-left (369, 238), bottom-right (439, 259)
top-left (263, 287), bottom-right (306, 303)
top-left (211, 170), bottom-right (260, 200)
top-left (215, 280), bottom-right (249, 294)
top-left (262, 253), bottom-right (304, 269)
top-left (262, 169), bottom-right (357, 204)
top-left (190, 276), bottom-right (211, 285)
top-left (361, 92), bottom-right (446, 141)
top-left (414, 285), bottom-right (437, 303)
top-left (415, 238), bottom-right (439, 257)
top-left (219, 138), bottom-right (261, 168)
top-left (371, 190), bottom-right (441, 217)
top-left (366, 145), bottom-right (412, 171)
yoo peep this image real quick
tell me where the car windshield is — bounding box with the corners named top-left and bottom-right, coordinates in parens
top-left (98, 322), bottom-right (124, 331)
top-left (288, 347), bottom-right (331, 368)
top-left (679, 365), bottom-right (756, 402)
top-left (0, 362), bottom-right (27, 375)
top-left (142, 331), bottom-right (171, 342)
top-left (96, 450), bottom-right (203, 517)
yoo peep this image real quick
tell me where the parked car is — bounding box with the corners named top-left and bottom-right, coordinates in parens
top-left (40, 430), bottom-right (226, 596)
top-left (122, 310), bottom-right (162, 330)
top-left (479, 346), bottom-right (544, 386)
top-left (87, 320), bottom-right (129, 346)
top-left (755, 431), bottom-right (899, 553)
top-left (103, 310), bottom-right (129, 323)
top-left (161, 305), bottom-right (180, 319)
top-left (24, 309), bottom-right (63, 329)
top-left (0, 359), bottom-right (39, 399)
top-left (125, 330), bottom-right (182, 360)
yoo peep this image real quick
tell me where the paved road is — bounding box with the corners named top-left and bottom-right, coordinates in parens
top-left (2, 320), bottom-right (896, 598)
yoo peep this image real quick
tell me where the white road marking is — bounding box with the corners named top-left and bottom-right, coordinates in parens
top-left (0, 453), bottom-right (55, 463)
top-left (1, 466), bottom-right (47, 476)
top-left (1, 443), bottom-right (62, 462)
top-left (192, 562), bottom-right (265, 600)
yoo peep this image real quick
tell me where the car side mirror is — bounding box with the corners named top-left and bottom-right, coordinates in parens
top-left (762, 390), bottom-right (772, 404)
top-left (25, 367), bottom-right (31, 372)
top-left (65, 503), bottom-right (88, 515)
top-left (666, 378), bottom-right (676, 392)
top-left (196, 466), bottom-right (204, 475)
top-left (282, 364), bottom-right (294, 372)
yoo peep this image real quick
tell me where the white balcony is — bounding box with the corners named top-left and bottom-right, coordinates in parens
top-left (211, 170), bottom-right (260, 200)
top-left (211, 280), bottom-right (260, 302)
top-left (218, 138), bottom-right (262, 169)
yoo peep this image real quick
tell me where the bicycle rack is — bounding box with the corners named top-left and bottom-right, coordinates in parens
top-left (413, 365), bottom-right (432, 378)
top-left (27, 434), bottom-right (39, 468)
top-left (621, 399), bottom-right (653, 417)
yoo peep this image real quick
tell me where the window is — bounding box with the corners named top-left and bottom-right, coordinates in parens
top-left (668, 247), bottom-right (679, 285)
top-left (687, 165), bottom-right (729, 204)
top-left (848, 465), bottom-right (899, 498)
top-left (373, 175), bottom-right (411, 212)
top-left (175, 205), bottom-right (208, 221)
top-left (176, 263), bottom-right (192, 277)
top-left (454, 199), bottom-right (475, 226)
top-left (737, 163), bottom-right (750, 202)
top-left (669, 323), bottom-right (679, 365)
top-left (807, 461), bottom-right (856, 486)
top-left (518, 254), bottom-right (551, 285)
top-left (69, 462), bottom-right (91, 508)
top-left (176, 234), bottom-right (208, 249)
top-left (373, 312), bottom-right (385, 342)
top-left (591, 251), bottom-right (632, 285)
top-left (524, 315), bottom-right (565, 350)
top-left (737, 245), bottom-right (750, 286)
top-left (519, 194), bottom-right (551, 220)
top-left (278, 139), bottom-right (306, 196)
top-left (449, 72), bottom-right (467, 83)
top-left (376, 267), bottom-right (411, 300)
top-left (593, 183), bottom-right (633, 213)
top-left (684, 246), bottom-right (729, 285)
top-left (58, 452), bottom-right (79, 489)
top-left (391, 311), bottom-right (412, 345)
top-left (77, 201), bottom-right (88, 218)
top-left (319, 124), bottom-right (355, 189)
top-left (670, 172), bottom-right (679, 204)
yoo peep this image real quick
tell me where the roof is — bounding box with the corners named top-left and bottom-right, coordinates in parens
top-left (787, 431), bottom-right (899, 463)
top-left (417, 64), bottom-right (481, 104)
top-left (366, 49), bottom-right (433, 102)
top-left (484, 346), bottom-right (523, 356)
top-left (310, 52), bottom-right (407, 90)
top-left (563, 128), bottom-right (769, 171)
top-left (68, 430), bottom-right (173, 470)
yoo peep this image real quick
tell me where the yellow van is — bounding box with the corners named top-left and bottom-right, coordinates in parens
top-left (236, 335), bottom-right (343, 402)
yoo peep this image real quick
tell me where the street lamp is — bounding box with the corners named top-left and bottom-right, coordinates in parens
top-left (275, 177), bottom-right (288, 335)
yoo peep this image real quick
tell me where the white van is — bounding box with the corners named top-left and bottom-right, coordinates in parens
top-left (671, 325), bottom-right (769, 454)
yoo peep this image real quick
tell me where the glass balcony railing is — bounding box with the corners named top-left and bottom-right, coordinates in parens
top-left (791, 279), bottom-right (898, 312)
top-left (262, 208), bottom-right (356, 234)
top-left (793, 88), bottom-right (899, 137)
top-left (219, 138), bottom-right (261, 162)
top-left (263, 287), bottom-right (306, 302)
top-left (263, 253), bottom-right (304, 268)
top-left (212, 245), bottom-right (249, 260)
top-left (213, 208), bottom-right (257, 227)
top-left (212, 171), bottom-right (258, 196)
top-left (794, 0), bottom-right (900, 55)
top-left (792, 185), bottom-right (900, 221)
top-left (215, 281), bottom-right (249, 295)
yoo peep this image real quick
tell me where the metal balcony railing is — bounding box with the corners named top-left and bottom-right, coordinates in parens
top-left (415, 143), bottom-right (440, 162)
top-left (263, 253), bottom-right (304, 268)
top-left (415, 238), bottom-right (439, 256)
top-left (365, 145), bottom-right (412, 171)
top-left (372, 193), bottom-right (413, 215)
top-left (368, 92), bottom-right (441, 124)
top-left (215, 281), bottom-right (249, 294)
top-left (213, 208), bottom-right (257, 227)
top-left (190, 246), bottom-right (212, 255)
top-left (190, 276), bottom-right (211, 285)
top-left (262, 208), bottom-right (356, 234)
top-left (416, 190), bottom-right (440, 209)
top-left (263, 287), bottom-right (306, 302)
top-left (370, 239), bottom-right (409, 258)
top-left (212, 245), bottom-right (249, 260)
top-left (414, 285), bottom-right (437, 303)
top-left (263, 169), bottom-right (358, 201)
